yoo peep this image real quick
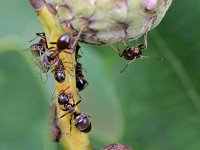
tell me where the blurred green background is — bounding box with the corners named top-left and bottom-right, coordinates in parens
top-left (1, 0), bottom-right (200, 150)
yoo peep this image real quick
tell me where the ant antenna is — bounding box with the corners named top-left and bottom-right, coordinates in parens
top-left (141, 55), bottom-right (164, 61)
top-left (29, 32), bottom-right (45, 42)
top-left (29, 36), bottom-right (38, 42)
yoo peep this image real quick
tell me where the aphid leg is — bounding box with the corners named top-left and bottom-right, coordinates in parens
top-left (120, 58), bottom-right (136, 73)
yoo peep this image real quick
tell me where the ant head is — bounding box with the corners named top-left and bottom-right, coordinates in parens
top-left (57, 32), bottom-right (71, 50)
top-left (58, 91), bottom-right (69, 105)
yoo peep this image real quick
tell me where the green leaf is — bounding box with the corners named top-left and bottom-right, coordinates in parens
top-left (0, 40), bottom-right (55, 150)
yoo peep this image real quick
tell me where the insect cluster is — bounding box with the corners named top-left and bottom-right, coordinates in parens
top-left (29, 31), bottom-right (90, 142)
top-left (28, 23), bottom-right (161, 143)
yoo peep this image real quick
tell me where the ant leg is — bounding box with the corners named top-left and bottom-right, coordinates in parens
top-left (71, 27), bottom-right (84, 49)
top-left (50, 87), bottom-right (56, 102)
top-left (75, 100), bottom-right (81, 107)
top-left (50, 42), bottom-right (57, 45)
top-left (36, 32), bottom-right (45, 38)
top-left (143, 32), bottom-right (148, 49)
top-left (122, 40), bottom-right (128, 48)
top-left (60, 113), bottom-right (67, 118)
top-left (60, 110), bottom-right (71, 118)
top-left (63, 84), bottom-right (70, 92)
top-left (77, 92), bottom-right (82, 99)
top-left (29, 32), bottom-right (45, 42)
top-left (109, 44), bottom-right (123, 57)
top-left (43, 73), bottom-right (49, 84)
top-left (48, 47), bottom-right (55, 50)
top-left (120, 58), bottom-right (136, 73)
top-left (69, 115), bottom-right (72, 136)
top-left (29, 35), bottom-right (39, 42)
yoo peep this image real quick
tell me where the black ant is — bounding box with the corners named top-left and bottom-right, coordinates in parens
top-left (52, 58), bottom-right (66, 83)
top-left (29, 32), bottom-right (48, 57)
top-left (75, 63), bottom-right (88, 91)
top-left (75, 44), bottom-right (88, 91)
top-left (111, 32), bottom-right (163, 73)
top-left (58, 89), bottom-right (92, 133)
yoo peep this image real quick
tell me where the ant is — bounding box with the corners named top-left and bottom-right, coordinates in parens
top-left (28, 32), bottom-right (58, 74)
top-left (29, 32), bottom-right (49, 57)
top-left (110, 32), bottom-right (163, 73)
top-left (75, 44), bottom-right (88, 91)
top-left (42, 50), bottom-right (73, 83)
top-left (52, 58), bottom-right (66, 83)
top-left (75, 63), bottom-right (88, 91)
top-left (58, 89), bottom-right (92, 133)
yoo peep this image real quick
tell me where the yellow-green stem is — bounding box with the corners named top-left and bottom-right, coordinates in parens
top-left (33, 3), bottom-right (92, 150)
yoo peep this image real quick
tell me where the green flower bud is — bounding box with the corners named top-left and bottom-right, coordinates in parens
top-left (42, 0), bottom-right (172, 44)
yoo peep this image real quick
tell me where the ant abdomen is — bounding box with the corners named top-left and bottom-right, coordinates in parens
top-left (74, 113), bottom-right (92, 133)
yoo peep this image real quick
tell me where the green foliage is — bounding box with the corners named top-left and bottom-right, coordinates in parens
top-left (0, 0), bottom-right (200, 150)
top-left (0, 42), bottom-right (54, 150)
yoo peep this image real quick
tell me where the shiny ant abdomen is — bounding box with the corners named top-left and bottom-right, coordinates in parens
top-left (58, 89), bottom-right (91, 133)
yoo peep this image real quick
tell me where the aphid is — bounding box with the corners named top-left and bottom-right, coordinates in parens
top-left (111, 32), bottom-right (163, 73)
top-left (58, 90), bottom-right (91, 133)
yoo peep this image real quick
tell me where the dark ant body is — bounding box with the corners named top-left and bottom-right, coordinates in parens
top-left (50, 28), bottom-right (83, 54)
top-left (52, 58), bottom-right (66, 83)
top-left (111, 32), bottom-right (163, 73)
top-left (75, 44), bottom-right (88, 91)
top-left (29, 32), bottom-right (48, 56)
top-left (75, 63), bottom-right (88, 91)
top-left (58, 89), bottom-right (92, 133)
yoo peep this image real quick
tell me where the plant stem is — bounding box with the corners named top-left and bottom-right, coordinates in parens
top-left (30, 1), bottom-right (93, 150)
